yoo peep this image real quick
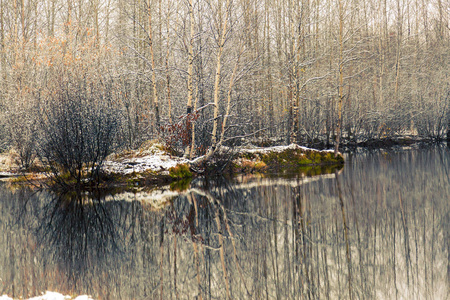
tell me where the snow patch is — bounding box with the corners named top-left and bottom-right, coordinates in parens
top-left (103, 155), bottom-right (188, 175)
top-left (102, 141), bottom-right (189, 175)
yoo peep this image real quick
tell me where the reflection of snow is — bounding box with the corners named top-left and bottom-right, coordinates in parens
top-left (232, 173), bottom-right (337, 189)
top-left (0, 171), bottom-right (18, 178)
top-left (104, 187), bottom-right (179, 210)
top-left (1, 291), bottom-right (93, 300)
top-left (102, 172), bottom-right (339, 211)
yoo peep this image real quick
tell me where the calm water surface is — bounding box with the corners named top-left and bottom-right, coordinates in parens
top-left (0, 147), bottom-right (449, 299)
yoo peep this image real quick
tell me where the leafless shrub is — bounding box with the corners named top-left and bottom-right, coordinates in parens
top-left (36, 76), bottom-right (121, 187)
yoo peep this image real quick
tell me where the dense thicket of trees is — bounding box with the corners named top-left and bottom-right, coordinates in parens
top-left (0, 0), bottom-right (449, 161)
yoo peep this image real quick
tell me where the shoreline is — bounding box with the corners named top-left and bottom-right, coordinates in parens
top-left (0, 139), bottom-right (447, 189)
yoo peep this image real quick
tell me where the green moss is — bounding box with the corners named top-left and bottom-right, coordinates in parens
top-left (298, 155), bottom-right (314, 165)
top-left (259, 149), bottom-right (316, 168)
top-left (235, 145), bottom-right (344, 175)
top-left (320, 151), bottom-right (344, 164)
top-left (169, 164), bottom-right (193, 179)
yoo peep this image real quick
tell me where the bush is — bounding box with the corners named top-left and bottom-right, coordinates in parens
top-left (161, 112), bottom-right (199, 156)
top-left (37, 77), bottom-right (121, 187)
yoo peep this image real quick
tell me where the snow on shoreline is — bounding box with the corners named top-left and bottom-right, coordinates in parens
top-left (102, 154), bottom-right (188, 175)
top-left (0, 143), bottom-right (336, 177)
top-left (99, 141), bottom-right (189, 175)
top-left (101, 144), bottom-right (335, 175)
top-left (1, 291), bottom-right (93, 300)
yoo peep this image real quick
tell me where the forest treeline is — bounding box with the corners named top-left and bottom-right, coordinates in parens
top-left (0, 0), bottom-right (449, 168)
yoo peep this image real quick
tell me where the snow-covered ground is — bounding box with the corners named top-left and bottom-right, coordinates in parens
top-left (0, 291), bottom-right (93, 300)
top-left (102, 154), bottom-right (188, 175)
top-left (102, 142), bottom-right (188, 175)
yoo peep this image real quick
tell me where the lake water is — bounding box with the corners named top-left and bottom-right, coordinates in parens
top-left (0, 146), bottom-right (449, 299)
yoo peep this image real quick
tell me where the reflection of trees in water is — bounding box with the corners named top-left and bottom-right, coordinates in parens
top-left (0, 187), bottom-right (158, 299)
top-left (0, 186), bottom-right (42, 298)
top-left (0, 147), bottom-right (449, 299)
top-left (153, 149), bottom-right (449, 299)
top-left (36, 191), bottom-right (121, 287)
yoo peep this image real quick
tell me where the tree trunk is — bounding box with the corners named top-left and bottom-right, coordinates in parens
top-left (379, 1), bottom-right (384, 108)
top-left (148, 0), bottom-right (160, 130)
top-left (165, 0), bottom-right (172, 124)
top-left (0, 0), bottom-right (5, 91)
top-left (211, 0), bottom-right (231, 148)
top-left (191, 1), bottom-right (205, 159)
top-left (220, 45), bottom-right (242, 146)
top-left (94, 0), bottom-right (100, 45)
top-left (335, 0), bottom-right (344, 156)
top-left (394, 0), bottom-right (402, 104)
top-left (184, 0), bottom-right (195, 157)
top-left (187, 0), bottom-right (195, 115)
top-left (190, 0), bottom-right (231, 167)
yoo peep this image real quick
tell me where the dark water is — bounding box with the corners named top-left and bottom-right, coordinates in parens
top-left (0, 147), bottom-right (449, 299)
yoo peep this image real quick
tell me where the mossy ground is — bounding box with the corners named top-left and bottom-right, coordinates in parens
top-left (234, 145), bottom-right (344, 174)
top-left (169, 164), bottom-right (193, 179)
